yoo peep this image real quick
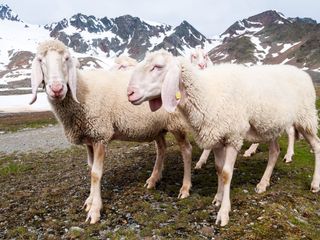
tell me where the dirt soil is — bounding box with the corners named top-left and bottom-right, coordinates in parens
top-left (0, 113), bottom-right (319, 239)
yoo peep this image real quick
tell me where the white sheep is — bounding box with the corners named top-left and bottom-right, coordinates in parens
top-left (30, 40), bottom-right (193, 224)
top-left (110, 55), bottom-right (138, 70)
top-left (190, 47), bottom-right (213, 70)
top-left (127, 50), bottom-right (320, 226)
top-left (189, 48), bottom-right (297, 164)
top-left (189, 48), bottom-right (213, 169)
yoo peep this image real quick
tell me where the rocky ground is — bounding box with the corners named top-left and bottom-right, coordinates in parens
top-left (0, 112), bottom-right (319, 239)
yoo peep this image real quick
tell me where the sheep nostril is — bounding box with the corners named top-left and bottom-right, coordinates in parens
top-left (51, 83), bottom-right (64, 94)
top-left (127, 88), bottom-right (135, 97)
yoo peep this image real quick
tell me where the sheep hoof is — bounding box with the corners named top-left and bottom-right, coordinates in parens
top-left (212, 197), bottom-right (222, 207)
top-left (178, 186), bottom-right (190, 199)
top-left (178, 191), bottom-right (190, 199)
top-left (144, 177), bottom-right (157, 189)
top-left (85, 209), bottom-right (101, 224)
top-left (215, 210), bottom-right (229, 227)
top-left (283, 154), bottom-right (293, 163)
top-left (310, 184), bottom-right (320, 193)
top-left (194, 163), bottom-right (203, 169)
top-left (255, 182), bottom-right (268, 194)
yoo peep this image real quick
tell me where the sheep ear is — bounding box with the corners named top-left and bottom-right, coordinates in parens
top-left (161, 64), bottom-right (181, 113)
top-left (67, 57), bottom-right (79, 103)
top-left (30, 57), bottom-right (43, 105)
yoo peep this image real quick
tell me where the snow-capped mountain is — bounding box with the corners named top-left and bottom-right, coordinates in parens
top-left (1, 4), bottom-right (320, 93)
top-left (0, 3), bottom-right (215, 91)
top-left (209, 10), bottom-right (320, 76)
top-left (46, 14), bottom-right (214, 60)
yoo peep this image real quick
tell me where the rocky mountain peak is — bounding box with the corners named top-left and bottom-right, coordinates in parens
top-left (174, 20), bottom-right (208, 46)
top-left (247, 10), bottom-right (289, 26)
top-left (221, 10), bottom-right (290, 37)
top-left (0, 4), bottom-right (21, 22)
top-left (69, 13), bottom-right (106, 33)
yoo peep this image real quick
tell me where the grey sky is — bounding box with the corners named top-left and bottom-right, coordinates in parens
top-left (2, 0), bottom-right (320, 37)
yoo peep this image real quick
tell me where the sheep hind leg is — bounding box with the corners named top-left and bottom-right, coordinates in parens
top-left (195, 149), bottom-right (211, 169)
top-left (212, 146), bottom-right (226, 207)
top-left (172, 131), bottom-right (192, 199)
top-left (255, 139), bottom-right (280, 194)
top-left (83, 141), bottom-right (105, 224)
top-left (145, 134), bottom-right (166, 189)
top-left (299, 130), bottom-right (320, 193)
top-left (283, 126), bottom-right (295, 163)
top-left (243, 143), bottom-right (259, 157)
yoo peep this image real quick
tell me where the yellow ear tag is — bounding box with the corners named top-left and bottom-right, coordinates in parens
top-left (175, 91), bottom-right (181, 100)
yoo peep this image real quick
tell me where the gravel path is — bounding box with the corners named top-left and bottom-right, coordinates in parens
top-left (0, 125), bottom-right (71, 154)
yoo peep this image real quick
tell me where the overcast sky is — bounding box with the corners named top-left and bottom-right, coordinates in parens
top-left (2, 0), bottom-right (320, 36)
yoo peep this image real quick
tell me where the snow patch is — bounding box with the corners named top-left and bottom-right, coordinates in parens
top-left (0, 93), bottom-right (51, 113)
top-left (280, 42), bottom-right (300, 53)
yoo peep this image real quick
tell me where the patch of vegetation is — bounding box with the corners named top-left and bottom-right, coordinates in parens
top-left (292, 36), bottom-right (320, 67)
top-left (0, 155), bottom-right (31, 176)
top-left (226, 36), bottom-right (256, 63)
top-left (0, 111), bottom-right (57, 133)
top-left (259, 22), bottom-right (320, 43)
top-left (1, 101), bottom-right (320, 239)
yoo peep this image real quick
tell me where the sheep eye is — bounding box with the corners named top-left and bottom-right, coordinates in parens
top-left (65, 56), bottom-right (69, 61)
top-left (38, 58), bottom-right (42, 63)
top-left (151, 65), bottom-right (163, 71)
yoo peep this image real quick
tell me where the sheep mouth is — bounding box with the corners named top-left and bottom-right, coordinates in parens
top-left (129, 96), bottom-right (144, 105)
top-left (48, 94), bottom-right (65, 101)
top-left (148, 97), bottom-right (162, 112)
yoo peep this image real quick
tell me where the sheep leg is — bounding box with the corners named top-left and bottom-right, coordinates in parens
top-left (283, 126), bottom-right (295, 163)
top-left (83, 141), bottom-right (105, 224)
top-left (216, 144), bottom-right (238, 227)
top-left (172, 131), bottom-right (192, 199)
top-left (243, 143), bottom-right (259, 157)
top-left (299, 131), bottom-right (320, 192)
top-left (212, 146), bottom-right (226, 207)
top-left (86, 145), bottom-right (94, 168)
top-left (145, 134), bottom-right (166, 189)
top-left (255, 139), bottom-right (280, 194)
top-left (195, 149), bottom-right (211, 169)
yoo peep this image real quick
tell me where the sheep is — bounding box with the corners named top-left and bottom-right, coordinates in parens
top-left (189, 48), bottom-right (297, 164)
top-left (110, 55), bottom-right (138, 70)
top-left (190, 47), bottom-right (213, 70)
top-left (127, 50), bottom-right (320, 226)
top-left (189, 48), bottom-right (213, 169)
top-left (30, 40), bottom-right (193, 224)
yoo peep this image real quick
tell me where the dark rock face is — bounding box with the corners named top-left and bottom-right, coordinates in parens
top-left (0, 4), bottom-right (21, 22)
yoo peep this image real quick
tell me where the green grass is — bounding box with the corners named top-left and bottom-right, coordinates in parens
top-left (0, 155), bottom-right (31, 176)
top-left (0, 113), bottom-right (58, 133)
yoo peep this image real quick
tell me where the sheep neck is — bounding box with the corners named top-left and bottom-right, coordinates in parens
top-left (178, 65), bottom-right (213, 144)
top-left (49, 79), bottom-right (92, 144)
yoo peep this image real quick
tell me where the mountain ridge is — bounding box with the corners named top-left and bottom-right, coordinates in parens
top-left (1, 5), bottom-right (320, 92)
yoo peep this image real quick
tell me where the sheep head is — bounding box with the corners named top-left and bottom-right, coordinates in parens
top-left (190, 47), bottom-right (210, 70)
top-left (127, 50), bottom-right (183, 113)
top-left (112, 55), bottom-right (138, 70)
top-left (30, 39), bottom-right (79, 104)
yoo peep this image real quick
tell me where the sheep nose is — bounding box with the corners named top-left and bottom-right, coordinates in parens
top-left (198, 63), bottom-right (205, 69)
top-left (51, 82), bottom-right (64, 95)
top-left (127, 86), bottom-right (136, 97)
